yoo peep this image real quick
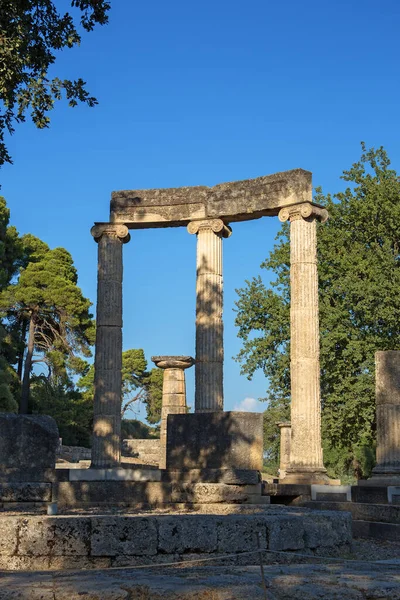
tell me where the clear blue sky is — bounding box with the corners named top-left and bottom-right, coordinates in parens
top-left (1, 0), bottom-right (399, 420)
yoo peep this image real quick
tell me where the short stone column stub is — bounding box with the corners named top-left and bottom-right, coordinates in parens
top-left (90, 223), bottom-right (130, 469)
top-left (278, 202), bottom-right (329, 484)
top-left (187, 219), bottom-right (231, 413)
top-left (277, 421), bottom-right (291, 480)
top-left (371, 351), bottom-right (400, 482)
top-left (152, 355), bottom-right (195, 469)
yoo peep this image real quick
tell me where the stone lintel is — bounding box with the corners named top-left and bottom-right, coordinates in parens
top-left (151, 356), bottom-right (195, 370)
top-left (110, 169), bottom-right (312, 228)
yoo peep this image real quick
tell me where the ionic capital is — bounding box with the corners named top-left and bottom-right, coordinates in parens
top-left (187, 218), bottom-right (232, 238)
top-left (91, 223), bottom-right (131, 244)
top-left (278, 202), bottom-right (328, 224)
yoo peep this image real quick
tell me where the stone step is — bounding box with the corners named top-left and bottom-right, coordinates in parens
top-left (304, 501), bottom-right (400, 525)
top-left (352, 520), bottom-right (400, 541)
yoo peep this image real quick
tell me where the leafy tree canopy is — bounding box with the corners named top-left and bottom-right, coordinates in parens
top-left (0, 0), bottom-right (110, 166)
top-left (235, 144), bottom-right (400, 478)
top-left (77, 348), bottom-right (163, 423)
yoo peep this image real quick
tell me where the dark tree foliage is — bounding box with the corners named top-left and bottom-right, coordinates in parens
top-left (235, 145), bottom-right (400, 478)
top-left (0, 0), bottom-right (110, 165)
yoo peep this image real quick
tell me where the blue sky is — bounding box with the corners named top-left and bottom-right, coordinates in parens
top-left (1, 0), bottom-right (399, 420)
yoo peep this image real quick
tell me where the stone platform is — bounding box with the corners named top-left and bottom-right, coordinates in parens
top-left (0, 506), bottom-right (351, 570)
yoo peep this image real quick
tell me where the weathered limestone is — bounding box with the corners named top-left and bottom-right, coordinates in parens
top-left (167, 412), bottom-right (263, 470)
top-left (278, 202), bottom-right (329, 483)
top-left (277, 421), bottom-right (291, 479)
top-left (110, 169), bottom-right (312, 227)
top-left (371, 351), bottom-right (400, 482)
top-left (0, 414), bottom-right (59, 483)
top-left (151, 355), bottom-right (195, 468)
top-left (0, 509), bottom-right (352, 571)
top-left (90, 223), bottom-right (130, 468)
top-left (187, 219), bottom-right (231, 412)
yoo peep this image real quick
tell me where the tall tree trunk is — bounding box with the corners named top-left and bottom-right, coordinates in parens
top-left (17, 317), bottom-right (28, 380)
top-left (20, 315), bottom-right (35, 414)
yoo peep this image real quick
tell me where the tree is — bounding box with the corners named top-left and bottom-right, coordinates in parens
top-left (77, 348), bottom-right (164, 422)
top-left (235, 144), bottom-right (400, 478)
top-left (0, 0), bottom-right (110, 166)
top-left (0, 242), bottom-right (94, 412)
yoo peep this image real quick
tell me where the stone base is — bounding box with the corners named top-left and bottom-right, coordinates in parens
top-left (359, 476), bottom-right (400, 487)
top-left (281, 468), bottom-right (340, 485)
top-left (0, 508), bottom-right (352, 571)
top-left (167, 412), bottom-right (263, 470)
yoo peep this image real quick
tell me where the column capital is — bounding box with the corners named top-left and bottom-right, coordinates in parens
top-left (91, 222), bottom-right (131, 243)
top-left (187, 218), bottom-right (232, 238)
top-left (152, 355), bottom-right (195, 370)
top-left (278, 202), bottom-right (328, 224)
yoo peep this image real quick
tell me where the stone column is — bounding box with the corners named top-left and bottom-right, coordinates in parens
top-left (277, 422), bottom-right (291, 479)
top-left (371, 351), bottom-right (400, 482)
top-left (187, 219), bottom-right (231, 412)
top-left (152, 356), bottom-right (195, 469)
top-left (90, 223), bottom-right (130, 468)
top-left (278, 202), bottom-right (329, 483)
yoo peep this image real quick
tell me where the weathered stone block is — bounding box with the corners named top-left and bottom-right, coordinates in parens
top-left (167, 412), bottom-right (263, 470)
top-left (57, 481), bottom-right (171, 507)
top-left (171, 483), bottom-right (258, 503)
top-left (217, 515), bottom-right (267, 553)
top-left (164, 468), bottom-right (260, 485)
top-left (0, 517), bottom-right (18, 555)
top-left (0, 483), bottom-right (52, 502)
top-left (267, 515), bottom-right (305, 551)
top-left (91, 517), bottom-right (157, 556)
top-left (0, 414), bottom-right (58, 482)
top-left (18, 517), bottom-right (91, 556)
top-left (302, 511), bottom-right (352, 549)
top-left (158, 515), bottom-right (218, 553)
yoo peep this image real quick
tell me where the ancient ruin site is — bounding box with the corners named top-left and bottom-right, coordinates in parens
top-left (1, 169), bottom-right (400, 598)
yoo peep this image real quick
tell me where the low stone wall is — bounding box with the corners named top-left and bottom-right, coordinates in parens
top-left (58, 445), bottom-right (91, 463)
top-left (122, 439), bottom-right (160, 465)
top-left (0, 509), bottom-right (352, 570)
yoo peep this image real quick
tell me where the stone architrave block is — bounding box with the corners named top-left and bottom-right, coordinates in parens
top-left (158, 515), bottom-right (218, 554)
top-left (0, 414), bottom-right (59, 482)
top-left (91, 517), bottom-right (158, 556)
top-left (166, 412), bottom-right (263, 470)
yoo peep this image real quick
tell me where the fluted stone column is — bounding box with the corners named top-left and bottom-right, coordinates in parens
top-left (277, 421), bottom-right (291, 479)
top-left (371, 351), bottom-right (400, 482)
top-left (90, 223), bottom-right (130, 468)
top-left (187, 219), bottom-right (231, 412)
top-left (278, 202), bottom-right (328, 483)
top-left (152, 356), bottom-right (195, 469)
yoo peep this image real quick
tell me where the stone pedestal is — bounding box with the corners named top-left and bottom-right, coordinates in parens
top-left (187, 219), bottom-right (231, 412)
top-left (277, 422), bottom-right (291, 479)
top-left (279, 203), bottom-right (329, 484)
top-left (152, 356), bottom-right (195, 469)
top-left (90, 223), bottom-right (130, 468)
top-left (370, 351), bottom-right (400, 483)
top-left (166, 412), bottom-right (263, 470)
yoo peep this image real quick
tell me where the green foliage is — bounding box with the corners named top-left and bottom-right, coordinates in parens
top-left (235, 144), bottom-right (400, 479)
top-left (77, 349), bottom-right (164, 423)
top-left (121, 419), bottom-right (159, 440)
top-left (0, 238), bottom-right (94, 410)
top-left (0, 0), bottom-right (110, 166)
top-left (30, 376), bottom-right (92, 446)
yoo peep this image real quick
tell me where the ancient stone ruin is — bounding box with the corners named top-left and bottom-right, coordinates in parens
top-left (90, 168), bottom-right (329, 483)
